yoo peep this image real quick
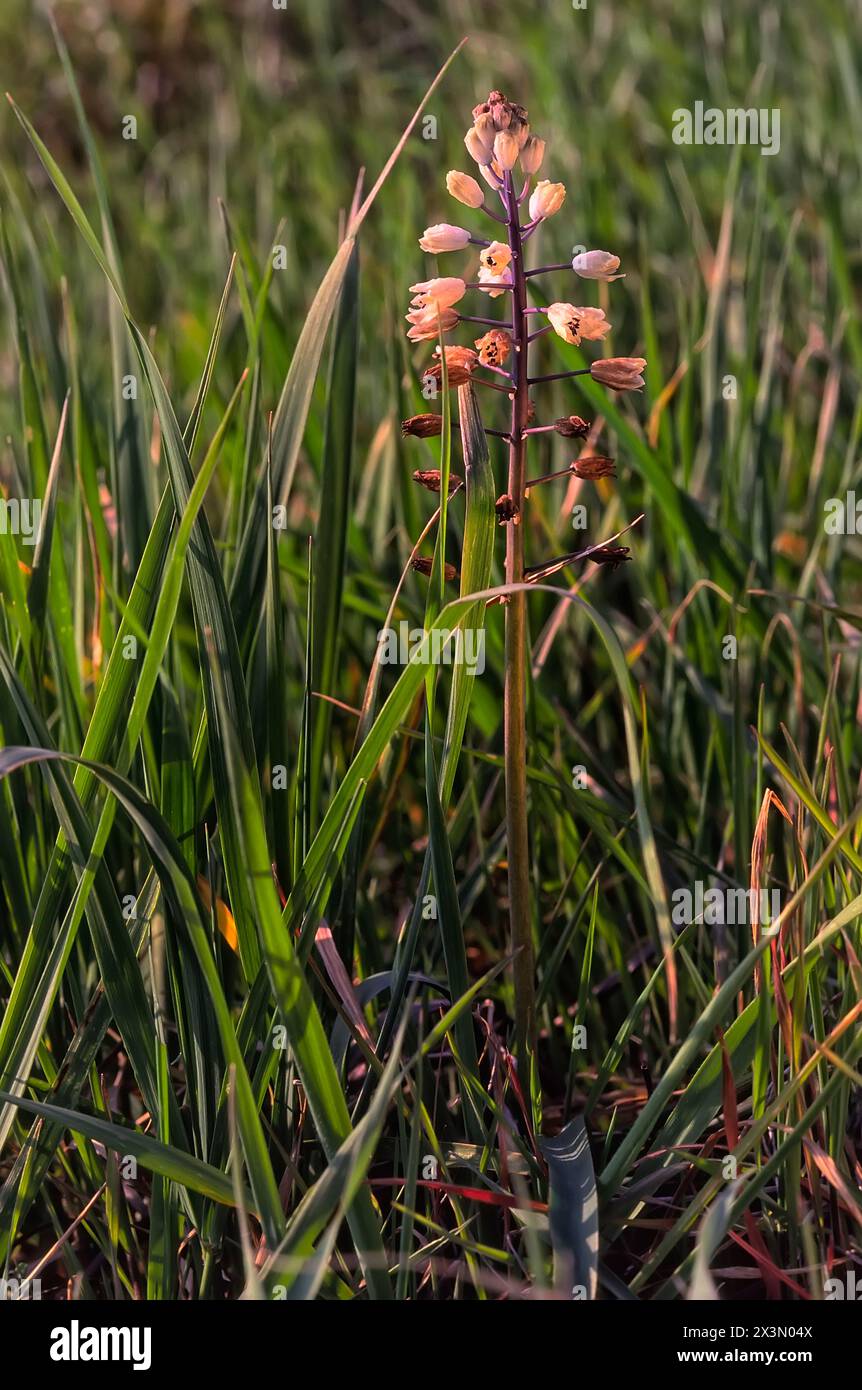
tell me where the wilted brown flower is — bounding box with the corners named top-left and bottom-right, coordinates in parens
top-left (495, 493), bottom-right (520, 525)
top-left (402, 414), bottom-right (443, 438)
top-left (474, 328), bottom-right (512, 368)
top-left (412, 469), bottom-right (464, 494)
top-left (423, 345), bottom-right (478, 387)
top-left (423, 363), bottom-right (472, 388)
top-left (570, 456), bottom-right (616, 480)
top-left (590, 357), bottom-right (647, 391)
top-left (433, 344), bottom-right (478, 370)
top-left (411, 556), bottom-right (459, 581)
top-left (554, 415), bottom-right (590, 438)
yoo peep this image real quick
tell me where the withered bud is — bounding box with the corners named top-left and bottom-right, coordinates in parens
top-left (423, 345), bottom-right (478, 388)
top-left (570, 456), bottom-right (616, 480)
top-left (554, 415), bottom-right (591, 438)
top-left (473, 92), bottom-right (529, 136)
top-left (422, 363), bottom-right (473, 388)
top-left (526, 397), bottom-right (537, 424)
top-left (433, 344), bottom-right (478, 370)
top-left (411, 556), bottom-right (459, 582)
top-left (402, 413), bottom-right (444, 438)
top-left (495, 493), bottom-right (520, 525)
top-left (590, 544), bottom-right (631, 570)
top-left (413, 469), bottom-right (463, 494)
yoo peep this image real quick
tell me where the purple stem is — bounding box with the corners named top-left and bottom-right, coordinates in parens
top-left (501, 167), bottom-right (535, 1063)
top-left (459, 315), bottom-right (514, 328)
top-left (528, 369), bottom-right (590, 384)
top-left (525, 263), bottom-right (573, 277)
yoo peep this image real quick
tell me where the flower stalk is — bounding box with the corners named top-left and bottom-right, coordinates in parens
top-left (501, 165), bottom-right (536, 1062)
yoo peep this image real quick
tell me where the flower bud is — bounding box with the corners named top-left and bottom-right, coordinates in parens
top-left (473, 112), bottom-right (497, 144)
top-left (528, 180), bottom-right (566, 221)
top-left (446, 170), bottom-right (484, 208)
top-left (571, 250), bottom-right (624, 281)
top-left (465, 116), bottom-right (496, 164)
top-left (418, 224), bottom-right (471, 253)
top-left (493, 130), bottom-right (520, 171)
top-left (520, 136), bottom-right (545, 174)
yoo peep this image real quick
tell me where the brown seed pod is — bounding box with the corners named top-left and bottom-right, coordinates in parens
top-left (590, 544), bottom-right (630, 570)
top-left (411, 556), bottom-right (459, 581)
top-left (554, 415), bottom-right (590, 438)
top-left (570, 456), bottom-right (616, 480)
top-left (412, 469), bottom-right (463, 494)
top-left (402, 414), bottom-right (444, 438)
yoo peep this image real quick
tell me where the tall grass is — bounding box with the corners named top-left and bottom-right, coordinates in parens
top-left (0, 0), bottom-right (860, 1300)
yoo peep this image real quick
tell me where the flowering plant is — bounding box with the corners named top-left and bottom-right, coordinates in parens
top-left (403, 90), bottom-right (646, 1058)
